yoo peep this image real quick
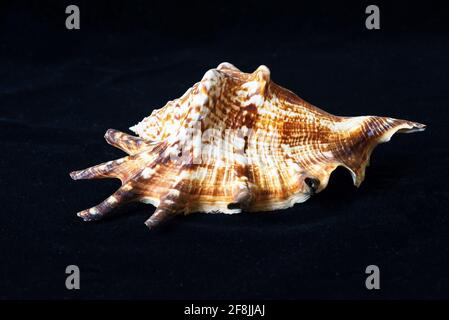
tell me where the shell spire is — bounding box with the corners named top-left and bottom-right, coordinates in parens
top-left (70, 62), bottom-right (426, 229)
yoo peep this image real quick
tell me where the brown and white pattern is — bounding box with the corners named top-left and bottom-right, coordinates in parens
top-left (70, 62), bottom-right (425, 229)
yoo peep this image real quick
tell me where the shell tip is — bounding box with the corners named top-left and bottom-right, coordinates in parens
top-left (410, 121), bottom-right (426, 132)
top-left (69, 171), bottom-right (78, 180)
top-left (144, 219), bottom-right (156, 230)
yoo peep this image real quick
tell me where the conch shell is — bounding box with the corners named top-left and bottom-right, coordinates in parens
top-left (70, 62), bottom-right (425, 229)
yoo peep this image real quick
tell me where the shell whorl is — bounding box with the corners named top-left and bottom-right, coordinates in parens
top-left (70, 62), bottom-right (425, 229)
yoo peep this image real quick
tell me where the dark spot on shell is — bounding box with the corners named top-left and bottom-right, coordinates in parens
top-left (305, 177), bottom-right (320, 194)
top-left (227, 202), bottom-right (241, 210)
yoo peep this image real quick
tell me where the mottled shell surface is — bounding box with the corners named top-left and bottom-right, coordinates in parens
top-left (70, 62), bottom-right (425, 229)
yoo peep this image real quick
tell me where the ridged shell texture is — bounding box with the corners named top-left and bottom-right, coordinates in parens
top-left (70, 63), bottom-right (425, 229)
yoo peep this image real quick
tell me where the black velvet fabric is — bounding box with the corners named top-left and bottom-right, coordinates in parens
top-left (1, 1), bottom-right (448, 299)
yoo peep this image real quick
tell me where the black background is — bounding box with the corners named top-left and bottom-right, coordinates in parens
top-left (1, 0), bottom-right (448, 299)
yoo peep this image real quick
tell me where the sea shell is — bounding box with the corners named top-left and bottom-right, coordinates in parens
top-left (70, 62), bottom-right (425, 229)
